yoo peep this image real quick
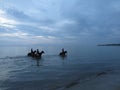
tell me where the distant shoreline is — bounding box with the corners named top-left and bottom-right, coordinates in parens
top-left (97, 44), bottom-right (120, 46)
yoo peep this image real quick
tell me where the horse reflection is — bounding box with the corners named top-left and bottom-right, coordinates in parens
top-left (32, 56), bottom-right (42, 66)
top-left (36, 58), bottom-right (40, 66)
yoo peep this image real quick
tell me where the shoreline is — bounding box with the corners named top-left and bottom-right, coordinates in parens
top-left (97, 44), bottom-right (120, 46)
top-left (56, 69), bottom-right (120, 90)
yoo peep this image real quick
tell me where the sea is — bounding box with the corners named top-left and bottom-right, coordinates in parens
top-left (0, 45), bottom-right (120, 90)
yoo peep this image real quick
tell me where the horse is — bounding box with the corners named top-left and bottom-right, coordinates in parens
top-left (28, 51), bottom-right (45, 58)
top-left (27, 52), bottom-right (33, 57)
top-left (59, 51), bottom-right (67, 57)
top-left (35, 51), bottom-right (45, 58)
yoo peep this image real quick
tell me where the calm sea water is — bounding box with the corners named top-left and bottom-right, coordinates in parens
top-left (0, 45), bottom-right (120, 90)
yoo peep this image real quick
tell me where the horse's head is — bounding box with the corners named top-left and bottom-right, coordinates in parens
top-left (41, 51), bottom-right (45, 54)
top-left (64, 51), bottom-right (67, 53)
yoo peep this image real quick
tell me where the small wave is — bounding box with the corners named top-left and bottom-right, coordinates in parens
top-left (0, 55), bottom-right (27, 60)
top-left (43, 54), bottom-right (59, 58)
top-left (55, 69), bottom-right (113, 90)
top-left (0, 54), bottom-right (64, 60)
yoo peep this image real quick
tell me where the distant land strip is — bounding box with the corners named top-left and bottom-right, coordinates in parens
top-left (97, 44), bottom-right (120, 46)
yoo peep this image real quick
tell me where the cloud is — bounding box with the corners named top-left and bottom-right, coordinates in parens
top-left (0, 31), bottom-right (29, 38)
top-left (0, 9), bottom-right (19, 29)
top-left (0, 0), bottom-right (120, 45)
top-left (0, 17), bottom-right (17, 28)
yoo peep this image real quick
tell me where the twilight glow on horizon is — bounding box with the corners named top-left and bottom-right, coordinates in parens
top-left (0, 0), bottom-right (120, 46)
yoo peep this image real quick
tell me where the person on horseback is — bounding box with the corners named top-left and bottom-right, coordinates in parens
top-left (59, 48), bottom-right (67, 56)
top-left (31, 48), bottom-right (34, 54)
top-left (62, 48), bottom-right (64, 53)
top-left (37, 49), bottom-right (40, 54)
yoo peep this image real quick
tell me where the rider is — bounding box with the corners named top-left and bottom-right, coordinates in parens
top-left (31, 48), bottom-right (34, 54)
top-left (62, 48), bottom-right (64, 53)
top-left (37, 49), bottom-right (40, 54)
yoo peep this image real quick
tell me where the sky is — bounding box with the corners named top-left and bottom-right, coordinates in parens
top-left (0, 0), bottom-right (120, 46)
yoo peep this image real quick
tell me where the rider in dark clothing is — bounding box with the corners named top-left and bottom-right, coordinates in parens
top-left (37, 49), bottom-right (40, 54)
top-left (31, 48), bottom-right (34, 54)
top-left (62, 48), bottom-right (64, 53)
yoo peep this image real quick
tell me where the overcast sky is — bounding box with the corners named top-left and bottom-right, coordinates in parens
top-left (0, 0), bottom-right (120, 46)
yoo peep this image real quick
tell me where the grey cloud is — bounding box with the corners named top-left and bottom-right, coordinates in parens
top-left (1, 0), bottom-right (120, 45)
top-left (3, 7), bottom-right (55, 26)
top-left (57, 0), bottom-right (120, 43)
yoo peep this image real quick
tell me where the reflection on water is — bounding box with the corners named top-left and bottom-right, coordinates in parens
top-left (34, 57), bottom-right (43, 66)
top-left (36, 59), bottom-right (40, 66)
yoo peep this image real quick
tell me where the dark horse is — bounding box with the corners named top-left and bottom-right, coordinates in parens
top-left (59, 51), bottom-right (67, 57)
top-left (28, 51), bottom-right (45, 58)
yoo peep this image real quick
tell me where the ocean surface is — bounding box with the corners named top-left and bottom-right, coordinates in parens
top-left (0, 45), bottom-right (120, 90)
